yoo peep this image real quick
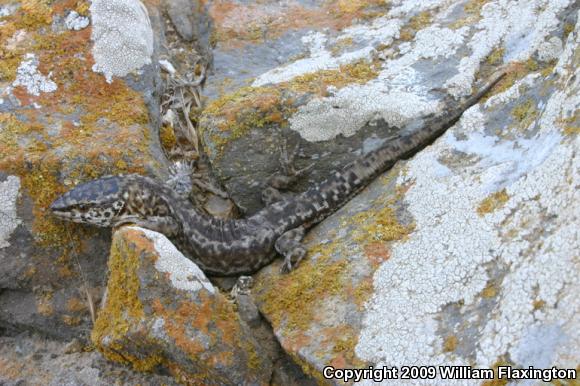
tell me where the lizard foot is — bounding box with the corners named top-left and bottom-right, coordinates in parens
top-left (261, 186), bottom-right (284, 205)
top-left (275, 226), bottom-right (307, 273)
top-left (267, 140), bottom-right (314, 190)
top-left (230, 275), bottom-right (254, 297)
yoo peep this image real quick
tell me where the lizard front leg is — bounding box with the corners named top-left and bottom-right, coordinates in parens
top-left (262, 141), bottom-right (313, 205)
top-left (275, 226), bottom-right (307, 273)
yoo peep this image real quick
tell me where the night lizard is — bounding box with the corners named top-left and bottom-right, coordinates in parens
top-left (50, 71), bottom-right (505, 276)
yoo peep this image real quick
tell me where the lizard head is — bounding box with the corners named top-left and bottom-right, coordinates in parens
top-left (50, 174), bottom-right (175, 228)
top-left (50, 175), bottom-right (127, 227)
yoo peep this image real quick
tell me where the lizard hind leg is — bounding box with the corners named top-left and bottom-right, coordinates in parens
top-left (275, 226), bottom-right (307, 273)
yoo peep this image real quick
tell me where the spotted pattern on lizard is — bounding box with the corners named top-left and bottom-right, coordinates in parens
top-left (50, 71), bottom-right (505, 276)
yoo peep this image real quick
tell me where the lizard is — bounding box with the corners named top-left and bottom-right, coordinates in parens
top-left (50, 70), bottom-right (505, 276)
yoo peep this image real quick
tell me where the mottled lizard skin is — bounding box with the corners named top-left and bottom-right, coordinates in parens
top-left (50, 71), bottom-right (505, 276)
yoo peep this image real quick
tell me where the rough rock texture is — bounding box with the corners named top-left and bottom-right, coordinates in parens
top-left (200, 0), bottom-right (578, 215)
top-left (253, 4), bottom-right (580, 383)
top-left (0, 0), bottom-right (168, 339)
top-left (0, 332), bottom-right (179, 386)
top-left (93, 226), bottom-right (273, 385)
top-left (90, 0), bottom-right (154, 83)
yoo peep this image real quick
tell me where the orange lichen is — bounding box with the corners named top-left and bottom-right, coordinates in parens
top-left (202, 60), bottom-right (380, 157)
top-left (0, 3), bottom-right (155, 255)
top-left (208, 0), bottom-right (388, 49)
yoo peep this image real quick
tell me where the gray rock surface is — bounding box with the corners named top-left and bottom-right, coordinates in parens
top-left (252, 4), bottom-right (580, 382)
top-left (0, 332), bottom-right (179, 386)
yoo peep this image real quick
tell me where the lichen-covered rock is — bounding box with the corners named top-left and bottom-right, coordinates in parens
top-left (200, 0), bottom-right (576, 215)
top-left (254, 6), bottom-right (580, 383)
top-left (0, 331), bottom-right (179, 386)
top-left (0, 0), bottom-right (168, 338)
top-left (93, 226), bottom-right (272, 385)
top-left (90, 0), bottom-right (154, 83)
top-left (253, 165), bottom-right (410, 382)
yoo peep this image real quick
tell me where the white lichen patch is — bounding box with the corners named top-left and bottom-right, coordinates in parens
top-left (251, 14), bottom-right (409, 88)
top-left (355, 24), bottom-right (579, 381)
top-left (90, 0), bottom-right (154, 83)
top-left (289, 71), bottom-right (441, 142)
top-left (0, 176), bottom-right (21, 249)
top-left (12, 54), bottom-right (57, 96)
top-left (252, 31), bottom-right (380, 87)
top-left (444, 0), bottom-right (572, 97)
top-left (388, 0), bottom-right (449, 18)
top-left (288, 24), bottom-right (467, 142)
top-left (131, 227), bottom-right (215, 294)
top-left (64, 11), bottom-right (89, 31)
top-left (0, 3), bottom-right (19, 17)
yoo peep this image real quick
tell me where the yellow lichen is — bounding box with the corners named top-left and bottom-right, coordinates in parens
top-left (481, 283), bottom-right (498, 298)
top-left (36, 291), bottom-right (54, 316)
top-left (450, 0), bottom-right (490, 29)
top-left (329, 326), bottom-right (366, 368)
top-left (487, 47), bottom-right (505, 66)
top-left (0, 14), bottom-right (155, 257)
top-left (91, 231), bottom-right (159, 371)
top-left (288, 59), bottom-right (380, 96)
top-left (477, 189), bottom-right (509, 216)
top-left (202, 59), bottom-right (380, 157)
top-left (66, 297), bottom-right (87, 313)
top-left (481, 359), bottom-right (512, 386)
top-left (352, 204), bottom-right (415, 244)
top-left (563, 23), bottom-right (574, 39)
top-left (511, 99), bottom-right (538, 129)
top-left (442, 335), bottom-right (458, 352)
top-left (256, 242), bottom-right (348, 331)
top-left (399, 11), bottom-right (432, 41)
top-left (563, 126), bottom-right (580, 136)
top-left (159, 124), bottom-right (177, 151)
top-left (62, 314), bottom-right (81, 326)
top-left (532, 299), bottom-right (546, 310)
top-left (19, 0), bottom-right (53, 29)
